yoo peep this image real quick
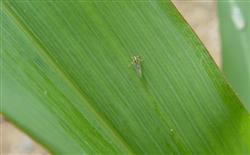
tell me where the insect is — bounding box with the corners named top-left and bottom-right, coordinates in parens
top-left (130, 56), bottom-right (143, 77)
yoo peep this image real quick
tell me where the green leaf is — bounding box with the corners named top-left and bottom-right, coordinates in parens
top-left (218, 1), bottom-right (250, 112)
top-left (2, 1), bottom-right (249, 154)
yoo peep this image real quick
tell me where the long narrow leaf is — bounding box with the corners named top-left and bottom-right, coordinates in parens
top-left (2, 1), bottom-right (249, 154)
top-left (218, 1), bottom-right (250, 112)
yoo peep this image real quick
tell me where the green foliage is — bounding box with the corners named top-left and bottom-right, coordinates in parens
top-left (2, 1), bottom-right (250, 154)
top-left (218, 1), bottom-right (250, 111)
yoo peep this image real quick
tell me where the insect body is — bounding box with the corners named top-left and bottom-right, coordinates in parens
top-left (131, 56), bottom-right (143, 77)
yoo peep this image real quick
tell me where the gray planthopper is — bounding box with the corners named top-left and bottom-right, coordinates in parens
top-left (130, 56), bottom-right (143, 77)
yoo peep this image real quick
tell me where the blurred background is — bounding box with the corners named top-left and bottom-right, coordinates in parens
top-left (0, 1), bottom-right (222, 154)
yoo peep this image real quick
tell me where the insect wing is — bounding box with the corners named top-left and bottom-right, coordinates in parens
top-left (134, 63), bottom-right (142, 77)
